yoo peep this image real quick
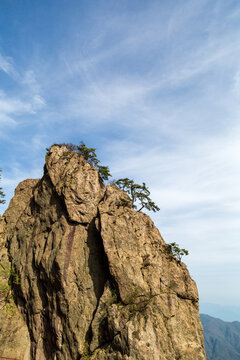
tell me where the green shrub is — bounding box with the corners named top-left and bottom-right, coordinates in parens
top-left (168, 242), bottom-right (189, 262)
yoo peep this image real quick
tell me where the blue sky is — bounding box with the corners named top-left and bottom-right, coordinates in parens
top-left (1, 0), bottom-right (240, 319)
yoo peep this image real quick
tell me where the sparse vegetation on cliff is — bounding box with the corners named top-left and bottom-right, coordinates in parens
top-left (114, 178), bottom-right (160, 212)
top-left (0, 262), bottom-right (19, 313)
top-left (169, 242), bottom-right (189, 262)
top-left (46, 143), bottom-right (160, 213)
top-left (0, 169), bottom-right (5, 205)
top-left (46, 142), bottom-right (112, 181)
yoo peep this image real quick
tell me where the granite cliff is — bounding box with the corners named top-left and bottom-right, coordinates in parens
top-left (0, 145), bottom-right (206, 359)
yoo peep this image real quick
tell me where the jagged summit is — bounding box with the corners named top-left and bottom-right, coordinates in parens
top-left (0, 145), bottom-right (206, 359)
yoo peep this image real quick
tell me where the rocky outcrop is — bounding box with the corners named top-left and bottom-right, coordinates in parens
top-left (2, 145), bottom-right (206, 359)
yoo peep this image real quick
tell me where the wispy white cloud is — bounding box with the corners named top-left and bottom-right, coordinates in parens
top-left (56, 8), bottom-right (240, 139)
top-left (0, 52), bottom-right (15, 75)
top-left (21, 70), bottom-right (46, 107)
top-left (0, 62), bottom-right (46, 134)
top-left (0, 90), bottom-right (45, 131)
top-left (66, 79), bottom-right (152, 123)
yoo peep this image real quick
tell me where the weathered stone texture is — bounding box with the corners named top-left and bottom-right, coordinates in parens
top-left (0, 215), bottom-right (31, 360)
top-left (1, 145), bottom-right (206, 359)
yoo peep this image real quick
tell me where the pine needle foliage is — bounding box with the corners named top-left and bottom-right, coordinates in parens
top-left (47, 142), bottom-right (112, 181)
top-left (169, 242), bottom-right (189, 262)
top-left (115, 178), bottom-right (160, 212)
top-left (76, 142), bottom-right (111, 180)
top-left (0, 168), bottom-right (5, 205)
top-left (76, 142), bottom-right (100, 167)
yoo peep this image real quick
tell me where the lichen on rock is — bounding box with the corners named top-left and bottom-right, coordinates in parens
top-left (1, 145), bottom-right (206, 359)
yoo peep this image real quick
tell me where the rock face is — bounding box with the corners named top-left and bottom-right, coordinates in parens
top-left (2, 145), bottom-right (206, 359)
top-left (0, 216), bottom-right (31, 360)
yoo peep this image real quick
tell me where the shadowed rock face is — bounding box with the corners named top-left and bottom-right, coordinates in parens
top-left (0, 211), bottom-right (31, 359)
top-left (2, 145), bottom-right (206, 359)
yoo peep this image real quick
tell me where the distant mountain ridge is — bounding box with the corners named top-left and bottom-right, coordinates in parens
top-left (200, 314), bottom-right (240, 360)
top-left (200, 303), bottom-right (240, 322)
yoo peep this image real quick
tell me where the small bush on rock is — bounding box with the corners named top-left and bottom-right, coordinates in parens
top-left (168, 242), bottom-right (189, 262)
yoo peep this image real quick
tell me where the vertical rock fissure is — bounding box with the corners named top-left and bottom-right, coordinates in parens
top-left (84, 213), bottom-right (122, 355)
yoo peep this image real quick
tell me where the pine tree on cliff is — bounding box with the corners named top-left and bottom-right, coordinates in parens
top-left (168, 242), bottom-right (189, 262)
top-left (46, 142), bottom-right (112, 181)
top-left (115, 178), bottom-right (160, 212)
top-left (0, 168), bottom-right (5, 204)
top-left (76, 142), bottom-right (111, 181)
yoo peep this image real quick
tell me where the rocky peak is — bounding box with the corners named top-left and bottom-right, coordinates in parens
top-left (1, 145), bottom-right (206, 359)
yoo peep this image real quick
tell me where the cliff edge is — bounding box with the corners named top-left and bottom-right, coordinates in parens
top-left (1, 145), bottom-right (206, 359)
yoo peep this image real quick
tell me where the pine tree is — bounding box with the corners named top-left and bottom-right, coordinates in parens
top-left (46, 142), bottom-right (112, 181)
top-left (76, 142), bottom-right (111, 180)
top-left (168, 242), bottom-right (189, 262)
top-left (76, 142), bottom-right (100, 167)
top-left (115, 178), bottom-right (160, 212)
top-left (0, 168), bottom-right (5, 204)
